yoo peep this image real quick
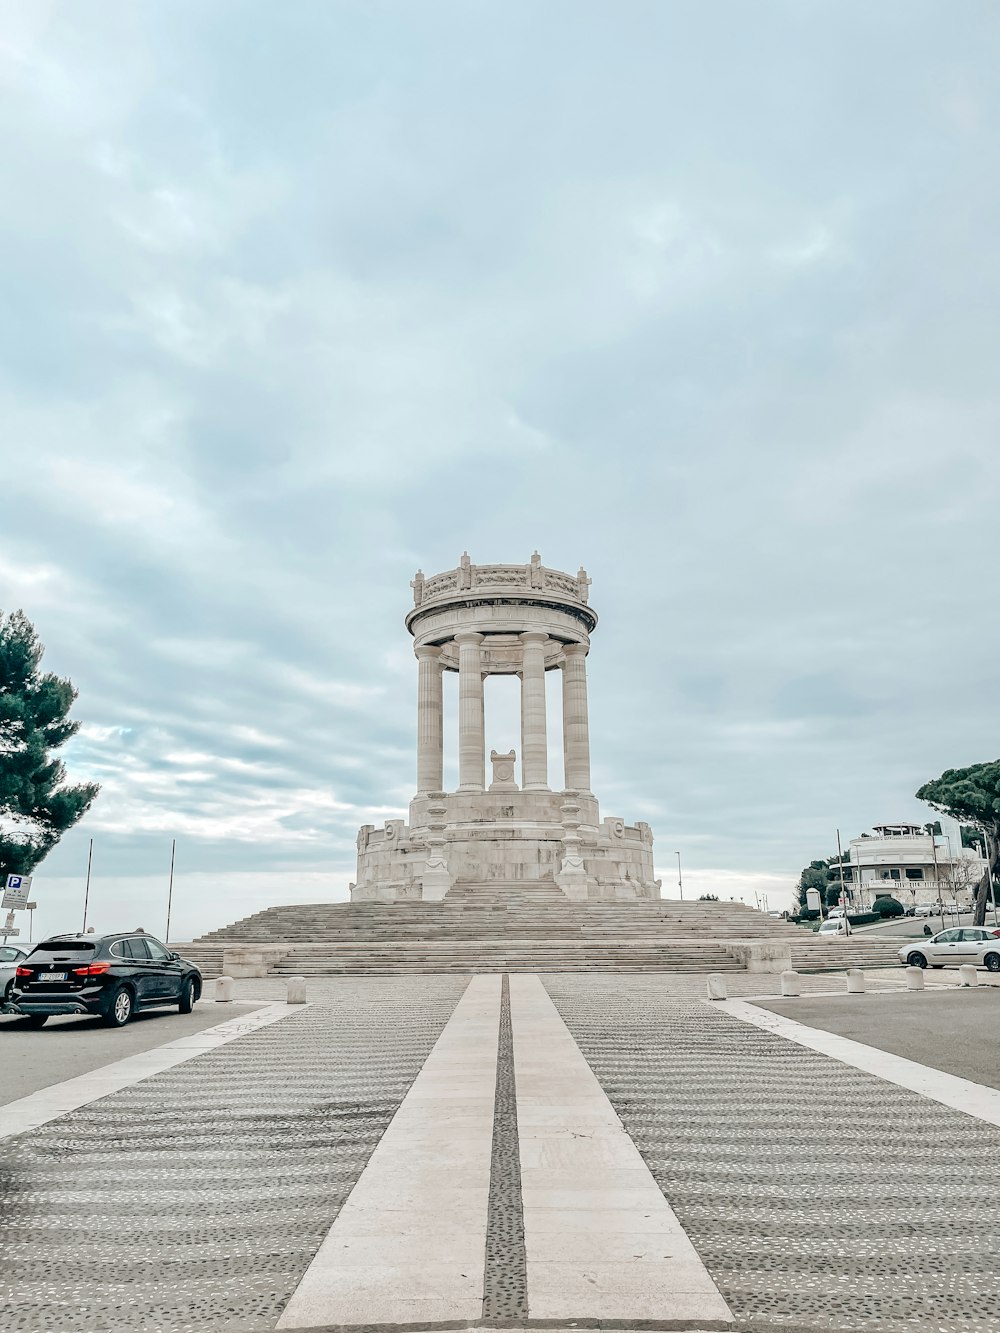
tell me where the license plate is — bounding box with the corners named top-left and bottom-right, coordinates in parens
top-left (39, 972), bottom-right (67, 982)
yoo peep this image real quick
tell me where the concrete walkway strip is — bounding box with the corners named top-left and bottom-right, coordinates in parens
top-left (722, 997), bottom-right (1000, 1129)
top-left (0, 1000), bottom-right (298, 1141)
top-left (510, 974), bottom-right (733, 1327)
top-left (277, 973), bottom-right (501, 1330)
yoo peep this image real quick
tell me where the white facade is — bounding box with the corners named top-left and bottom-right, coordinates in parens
top-left (844, 821), bottom-right (987, 908)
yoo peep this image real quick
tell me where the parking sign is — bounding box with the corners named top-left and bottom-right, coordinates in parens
top-left (2, 874), bottom-right (32, 909)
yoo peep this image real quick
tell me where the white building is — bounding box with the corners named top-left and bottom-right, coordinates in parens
top-left (842, 819), bottom-right (987, 909)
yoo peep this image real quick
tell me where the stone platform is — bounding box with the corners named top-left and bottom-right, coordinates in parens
top-left (184, 886), bottom-right (902, 978)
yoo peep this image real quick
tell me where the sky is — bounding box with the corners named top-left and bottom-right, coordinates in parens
top-left (2, 1), bottom-right (998, 943)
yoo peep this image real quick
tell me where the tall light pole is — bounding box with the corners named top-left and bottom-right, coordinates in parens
top-left (165, 839), bottom-right (176, 944)
top-left (674, 850), bottom-right (684, 901)
top-left (81, 838), bottom-right (93, 934)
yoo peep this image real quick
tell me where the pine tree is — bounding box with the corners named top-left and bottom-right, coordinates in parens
top-left (0, 609), bottom-right (99, 881)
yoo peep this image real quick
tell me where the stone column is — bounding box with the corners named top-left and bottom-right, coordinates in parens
top-left (519, 631), bottom-right (549, 791)
top-left (561, 643), bottom-right (592, 794)
top-left (456, 631), bottom-right (485, 792)
top-left (415, 646), bottom-right (443, 794)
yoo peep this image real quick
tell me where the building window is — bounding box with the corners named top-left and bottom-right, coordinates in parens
top-left (905, 869), bottom-right (924, 881)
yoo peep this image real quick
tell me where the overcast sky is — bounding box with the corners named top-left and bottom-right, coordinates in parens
top-left (3, 1), bottom-right (998, 941)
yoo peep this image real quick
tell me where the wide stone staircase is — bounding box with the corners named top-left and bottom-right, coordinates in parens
top-left (180, 880), bottom-right (903, 976)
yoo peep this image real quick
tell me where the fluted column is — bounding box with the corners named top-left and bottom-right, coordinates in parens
top-left (561, 643), bottom-right (592, 794)
top-left (415, 645), bottom-right (443, 794)
top-left (456, 631), bottom-right (485, 792)
top-left (520, 631), bottom-right (549, 790)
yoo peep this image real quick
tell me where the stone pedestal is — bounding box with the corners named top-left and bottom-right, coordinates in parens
top-left (555, 793), bottom-right (590, 900)
top-left (488, 750), bottom-right (518, 792)
top-left (421, 798), bottom-right (452, 901)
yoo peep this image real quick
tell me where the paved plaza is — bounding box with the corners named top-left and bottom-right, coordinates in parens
top-left (2, 971), bottom-right (1000, 1332)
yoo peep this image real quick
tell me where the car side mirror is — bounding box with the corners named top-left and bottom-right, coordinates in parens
top-left (169, 952), bottom-right (179, 961)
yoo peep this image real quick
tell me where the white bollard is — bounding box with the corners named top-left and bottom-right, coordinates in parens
top-left (905, 966), bottom-right (925, 990)
top-left (780, 970), bottom-right (801, 997)
top-left (215, 975), bottom-right (234, 1003)
top-left (959, 965), bottom-right (979, 988)
top-left (706, 973), bottom-right (728, 1001)
top-left (286, 976), bottom-right (307, 1004)
top-left (846, 969), bottom-right (866, 994)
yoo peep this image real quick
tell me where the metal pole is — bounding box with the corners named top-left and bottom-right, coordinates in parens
top-left (81, 838), bottom-right (93, 934)
top-left (674, 851), bottom-right (684, 901)
top-left (836, 829), bottom-right (848, 912)
top-left (931, 832), bottom-right (943, 932)
top-left (165, 839), bottom-right (176, 943)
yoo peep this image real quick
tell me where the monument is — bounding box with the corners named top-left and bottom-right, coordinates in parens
top-left (350, 554), bottom-right (662, 902)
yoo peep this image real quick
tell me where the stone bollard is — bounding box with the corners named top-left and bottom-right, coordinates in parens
top-left (706, 973), bottom-right (728, 1001)
top-left (959, 965), bottom-right (979, 988)
top-left (905, 966), bottom-right (925, 990)
top-left (286, 976), bottom-right (307, 1004)
top-left (780, 970), bottom-right (801, 997)
top-left (215, 975), bottom-right (234, 1003)
top-left (846, 969), bottom-right (865, 994)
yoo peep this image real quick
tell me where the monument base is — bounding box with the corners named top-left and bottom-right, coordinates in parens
top-left (350, 789), bottom-right (661, 903)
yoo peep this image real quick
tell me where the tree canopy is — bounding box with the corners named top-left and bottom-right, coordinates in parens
top-left (0, 610), bottom-right (99, 881)
top-left (916, 761), bottom-right (1000, 924)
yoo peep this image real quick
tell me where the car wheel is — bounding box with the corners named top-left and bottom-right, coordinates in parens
top-left (103, 987), bottom-right (134, 1028)
top-left (178, 977), bottom-right (196, 1014)
top-left (985, 953), bottom-right (1000, 973)
top-left (23, 1014), bottom-right (48, 1028)
top-left (906, 952), bottom-right (927, 968)
top-left (2, 979), bottom-right (12, 1006)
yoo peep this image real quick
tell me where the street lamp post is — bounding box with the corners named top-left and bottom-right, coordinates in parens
top-left (674, 851), bottom-right (684, 902)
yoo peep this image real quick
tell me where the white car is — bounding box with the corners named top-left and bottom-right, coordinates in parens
top-left (818, 917), bottom-right (851, 936)
top-left (898, 927), bottom-right (1000, 972)
top-left (828, 907), bottom-right (846, 919)
top-left (0, 943), bottom-right (29, 1005)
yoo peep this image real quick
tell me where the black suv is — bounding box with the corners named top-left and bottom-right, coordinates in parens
top-left (11, 933), bottom-right (202, 1028)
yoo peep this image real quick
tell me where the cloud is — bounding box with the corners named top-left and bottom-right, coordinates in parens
top-left (1, 1), bottom-right (999, 935)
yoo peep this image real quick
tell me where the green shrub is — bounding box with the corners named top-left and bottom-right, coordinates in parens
top-left (846, 912), bottom-right (879, 926)
top-left (870, 896), bottom-right (904, 918)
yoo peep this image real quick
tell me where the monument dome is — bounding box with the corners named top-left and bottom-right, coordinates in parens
top-left (351, 553), bottom-right (661, 902)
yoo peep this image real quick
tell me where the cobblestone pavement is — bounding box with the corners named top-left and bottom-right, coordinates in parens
top-left (543, 973), bottom-right (1000, 1333)
top-left (0, 977), bottom-right (468, 1333)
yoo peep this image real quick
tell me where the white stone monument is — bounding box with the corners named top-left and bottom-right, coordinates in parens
top-left (350, 553), bottom-right (662, 903)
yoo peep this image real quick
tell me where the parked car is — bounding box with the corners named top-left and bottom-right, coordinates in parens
top-left (10, 932), bottom-right (202, 1028)
top-left (818, 917), bottom-right (852, 936)
top-left (914, 904), bottom-right (939, 917)
top-left (898, 927), bottom-right (1000, 972)
top-left (828, 907), bottom-right (846, 919)
top-left (0, 944), bottom-right (28, 1006)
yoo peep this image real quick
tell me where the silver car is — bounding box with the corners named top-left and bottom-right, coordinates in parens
top-left (0, 943), bottom-right (29, 1005)
top-left (898, 927), bottom-right (1000, 972)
